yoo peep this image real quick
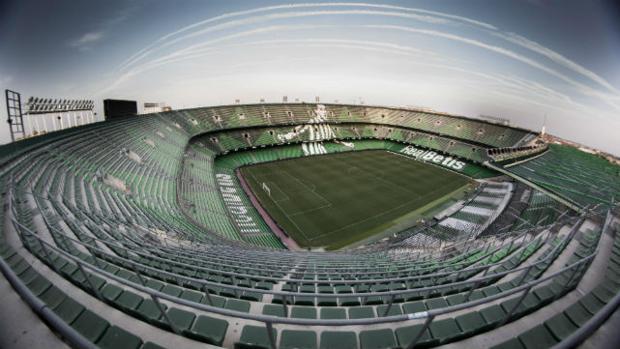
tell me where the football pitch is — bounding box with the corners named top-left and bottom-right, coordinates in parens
top-left (240, 150), bottom-right (472, 250)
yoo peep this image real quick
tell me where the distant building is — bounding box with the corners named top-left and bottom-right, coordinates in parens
top-left (104, 99), bottom-right (137, 120)
top-left (143, 102), bottom-right (171, 114)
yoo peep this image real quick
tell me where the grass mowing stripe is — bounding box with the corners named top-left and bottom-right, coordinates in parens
top-left (240, 150), bottom-right (472, 250)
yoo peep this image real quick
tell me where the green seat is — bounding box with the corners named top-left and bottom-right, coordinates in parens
top-left (180, 289), bottom-right (203, 303)
top-left (97, 326), bottom-right (142, 349)
top-left (39, 286), bottom-right (66, 309)
top-left (188, 315), bottom-right (229, 346)
top-left (318, 285), bottom-right (333, 294)
top-left (455, 311), bottom-right (487, 335)
top-left (161, 284), bottom-right (183, 297)
top-left (446, 293), bottom-right (466, 305)
top-left (517, 325), bottom-right (558, 348)
top-left (263, 304), bottom-right (286, 317)
top-left (291, 306), bottom-right (317, 319)
top-left (166, 308), bottom-right (196, 333)
top-left (395, 324), bottom-right (436, 348)
top-left (71, 309), bottom-right (110, 342)
top-left (320, 307), bottom-right (346, 319)
top-left (295, 296), bottom-right (315, 306)
top-left (136, 299), bottom-right (167, 325)
top-left (26, 275), bottom-right (52, 296)
top-left (482, 285), bottom-right (501, 297)
top-left (592, 284), bottom-right (615, 303)
top-left (116, 291), bottom-right (142, 312)
top-left (55, 298), bottom-right (85, 323)
top-left (480, 304), bottom-right (507, 327)
top-left (320, 331), bottom-right (357, 349)
top-left (202, 294), bottom-right (226, 307)
top-left (359, 329), bottom-right (397, 349)
top-left (402, 301), bottom-right (426, 314)
top-left (226, 299), bottom-right (251, 313)
top-left (544, 312), bottom-right (577, 341)
top-left (340, 297), bottom-right (361, 306)
top-left (141, 342), bottom-right (166, 349)
top-left (533, 285), bottom-right (555, 304)
top-left (490, 337), bottom-right (525, 349)
top-left (580, 293), bottom-right (605, 314)
top-left (564, 302), bottom-right (592, 326)
top-left (280, 330), bottom-right (317, 349)
top-left (145, 278), bottom-right (165, 291)
top-left (377, 304), bottom-right (403, 317)
top-left (429, 318), bottom-right (462, 342)
top-left (236, 325), bottom-right (277, 349)
top-left (425, 297), bottom-right (448, 310)
top-left (101, 283), bottom-right (123, 302)
top-left (349, 306), bottom-right (375, 319)
top-left (317, 296), bottom-right (338, 306)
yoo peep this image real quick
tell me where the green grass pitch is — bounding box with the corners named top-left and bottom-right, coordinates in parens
top-left (240, 150), bottom-right (472, 250)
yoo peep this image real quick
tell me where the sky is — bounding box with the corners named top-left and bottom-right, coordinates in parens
top-left (1, 0), bottom-right (620, 154)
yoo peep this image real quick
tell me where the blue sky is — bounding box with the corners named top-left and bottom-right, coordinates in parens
top-left (1, 0), bottom-right (620, 154)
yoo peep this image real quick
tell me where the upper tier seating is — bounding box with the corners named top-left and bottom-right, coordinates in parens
top-left (0, 103), bottom-right (618, 348)
top-left (506, 144), bottom-right (620, 211)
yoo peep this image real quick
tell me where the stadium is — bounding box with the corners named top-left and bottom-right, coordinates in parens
top-left (1, 1), bottom-right (620, 349)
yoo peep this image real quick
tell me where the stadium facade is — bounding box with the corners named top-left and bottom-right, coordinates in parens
top-left (0, 102), bottom-right (619, 348)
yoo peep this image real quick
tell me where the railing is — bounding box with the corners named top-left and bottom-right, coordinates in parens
top-left (553, 209), bottom-right (618, 349)
top-left (11, 201), bottom-right (582, 305)
top-left (11, 217), bottom-right (596, 349)
top-left (37, 188), bottom-right (542, 275)
top-left (0, 181), bottom-right (95, 349)
top-left (30, 202), bottom-right (555, 290)
top-left (18, 184), bottom-right (580, 295)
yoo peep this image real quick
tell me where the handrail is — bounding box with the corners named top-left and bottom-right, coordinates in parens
top-left (0, 255), bottom-right (96, 349)
top-left (31, 188), bottom-right (539, 275)
top-left (552, 210), bottom-right (619, 349)
top-left (10, 214), bottom-right (578, 301)
top-left (553, 291), bottom-right (620, 349)
top-left (11, 219), bottom-right (597, 338)
top-left (50, 192), bottom-right (481, 265)
top-left (1, 180), bottom-right (95, 349)
top-left (28, 204), bottom-right (554, 290)
top-left (19, 184), bottom-right (579, 293)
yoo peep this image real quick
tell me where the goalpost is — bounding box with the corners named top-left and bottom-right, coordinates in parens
top-left (262, 182), bottom-right (271, 197)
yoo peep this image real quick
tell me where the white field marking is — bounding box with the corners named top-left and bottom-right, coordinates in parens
top-left (267, 185), bottom-right (316, 240)
top-left (286, 201), bottom-right (334, 218)
top-left (263, 181), bottom-right (290, 203)
top-left (248, 165), bottom-right (331, 241)
top-left (278, 168), bottom-right (334, 234)
top-left (282, 168), bottom-right (328, 203)
top-left (349, 160), bottom-right (418, 196)
top-left (305, 169), bottom-right (465, 241)
top-left (247, 169), bottom-right (309, 236)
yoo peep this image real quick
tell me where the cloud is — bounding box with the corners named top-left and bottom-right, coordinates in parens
top-left (117, 2), bottom-right (495, 72)
top-left (69, 31), bottom-right (104, 49)
top-left (366, 24), bottom-right (620, 112)
top-left (492, 31), bottom-right (619, 94)
top-left (0, 75), bottom-right (13, 86)
top-left (68, 4), bottom-right (137, 51)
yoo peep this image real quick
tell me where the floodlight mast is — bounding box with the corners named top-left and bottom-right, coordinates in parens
top-left (5, 90), bottom-right (97, 141)
top-left (5, 89), bottom-right (26, 142)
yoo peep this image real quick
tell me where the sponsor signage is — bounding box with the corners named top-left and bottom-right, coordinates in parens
top-left (215, 173), bottom-right (261, 234)
top-left (400, 145), bottom-right (466, 171)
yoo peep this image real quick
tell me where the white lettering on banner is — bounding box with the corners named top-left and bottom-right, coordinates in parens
top-left (277, 104), bottom-right (335, 143)
top-left (215, 173), bottom-right (261, 234)
top-left (400, 145), bottom-right (467, 171)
